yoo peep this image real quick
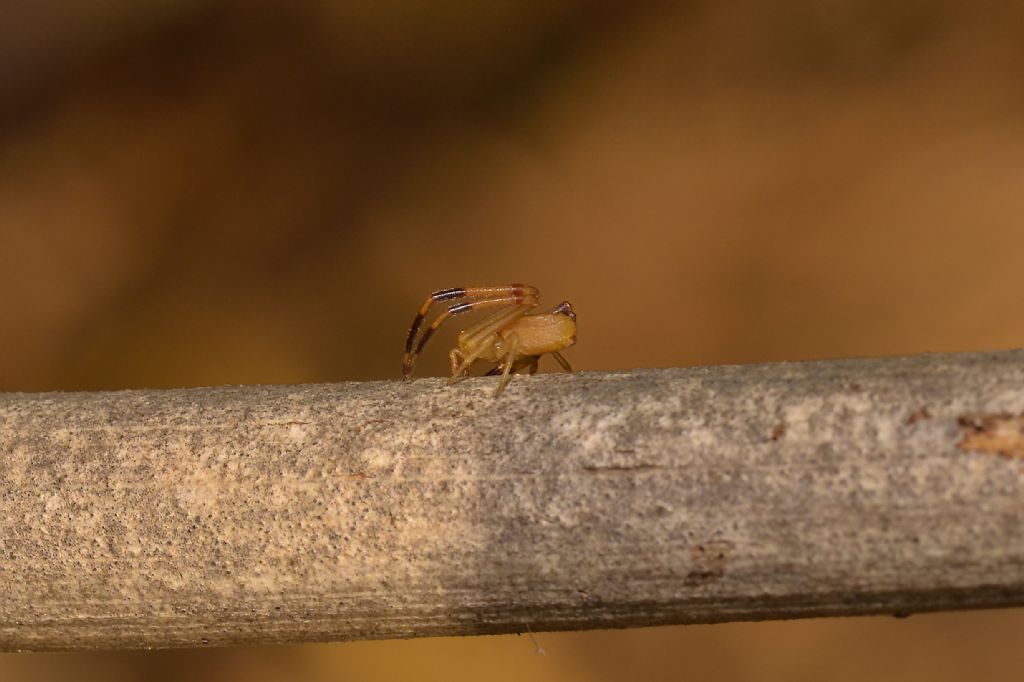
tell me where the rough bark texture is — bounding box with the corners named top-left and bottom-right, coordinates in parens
top-left (2, 350), bottom-right (1024, 651)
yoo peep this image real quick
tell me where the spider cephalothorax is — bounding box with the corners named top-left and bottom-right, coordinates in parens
top-left (403, 284), bottom-right (576, 396)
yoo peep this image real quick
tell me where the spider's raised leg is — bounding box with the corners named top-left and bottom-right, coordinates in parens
top-left (527, 357), bottom-right (540, 374)
top-left (552, 351), bottom-right (573, 373)
top-left (403, 289), bottom-right (538, 378)
top-left (405, 285), bottom-right (538, 359)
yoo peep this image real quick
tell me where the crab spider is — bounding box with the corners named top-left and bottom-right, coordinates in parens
top-left (403, 284), bottom-right (576, 396)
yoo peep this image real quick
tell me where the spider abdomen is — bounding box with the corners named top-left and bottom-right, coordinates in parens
top-left (503, 312), bottom-right (577, 356)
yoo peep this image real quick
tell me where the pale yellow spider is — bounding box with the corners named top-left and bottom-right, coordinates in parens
top-left (403, 284), bottom-right (576, 396)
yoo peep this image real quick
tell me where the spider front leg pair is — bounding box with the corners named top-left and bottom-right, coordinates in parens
top-left (403, 284), bottom-right (577, 396)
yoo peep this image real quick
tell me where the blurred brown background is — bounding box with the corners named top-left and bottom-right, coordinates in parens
top-left (3, 0), bottom-right (1024, 679)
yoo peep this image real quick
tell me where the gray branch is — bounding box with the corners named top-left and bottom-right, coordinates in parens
top-left (2, 350), bottom-right (1024, 651)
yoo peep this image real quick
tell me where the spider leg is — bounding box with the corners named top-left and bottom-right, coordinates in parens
top-left (484, 356), bottom-right (538, 376)
top-left (448, 338), bottom-right (499, 385)
top-left (494, 332), bottom-right (521, 397)
top-left (403, 292), bottom-right (538, 378)
top-left (405, 285), bottom-right (538, 358)
top-left (449, 349), bottom-right (468, 377)
top-left (552, 351), bottom-right (573, 373)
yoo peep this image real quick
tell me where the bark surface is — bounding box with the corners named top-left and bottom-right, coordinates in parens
top-left (2, 351), bottom-right (1024, 650)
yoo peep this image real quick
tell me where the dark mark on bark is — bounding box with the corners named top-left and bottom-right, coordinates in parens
top-left (906, 408), bottom-right (932, 425)
top-left (685, 540), bottom-right (732, 585)
top-left (957, 412), bottom-right (1024, 459)
top-left (770, 423), bottom-right (786, 441)
top-left (582, 464), bottom-right (662, 474)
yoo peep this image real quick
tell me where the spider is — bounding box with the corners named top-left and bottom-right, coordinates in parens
top-left (403, 284), bottom-right (577, 396)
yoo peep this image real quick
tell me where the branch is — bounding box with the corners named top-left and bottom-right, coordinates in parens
top-left (2, 350), bottom-right (1024, 651)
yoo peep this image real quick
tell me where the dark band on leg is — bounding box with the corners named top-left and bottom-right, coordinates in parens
top-left (405, 315), bottom-right (425, 354)
top-left (430, 287), bottom-right (467, 306)
top-left (413, 300), bottom-right (479, 357)
top-left (406, 288), bottom-right (467, 354)
top-left (448, 302), bottom-right (476, 315)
